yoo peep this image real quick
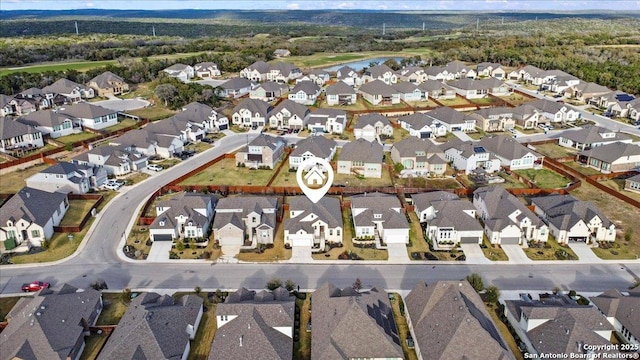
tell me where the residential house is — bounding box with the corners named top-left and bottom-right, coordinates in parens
top-left (592, 91), bottom-right (635, 118)
top-left (0, 187), bottom-right (69, 251)
top-left (288, 81), bottom-right (321, 105)
top-left (267, 62), bottom-right (302, 83)
top-left (231, 98), bottom-right (272, 128)
top-left (424, 66), bottom-right (453, 81)
top-left (353, 113), bottom-right (393, 142)
top-left (476, 62), bottom-right (506, 79)
top-left (418, 80), bottom-right (456, 100)
top-left (211, 287), bottom-right (294, 360)
top-left (0, 116), bottom-right (44, 153)
top-left (250, 81), bottom-right (289, 101)
top-left (442, 138), bottom-right (502, 174)
top-left (240, 61), bottom-right (271, 82)
top-left (26, 161), bottom-right (106, 194)
top-left (528, 98), bottom-right (581, 123)
top-left (194, 62), bottom-right (221, 78)
top-left (350, 192), bottom-right (410, 244)
top-left (626, 98), bottom-right (640, 122)
top-left (311, 283), bottom-right (404, 360)
top-left (15, 87), bottom-right (56, 113)
top-left (0, 285), bottom-right (102, 360)
top-left (424, 106), bottom-right (476, 132)
top-left (212, 196), bottom-right (278, 247)
top-left (405, 281), bottom-right (515, 360)
top-left (306, 108), bottom-right (347, 134)
top-left (591, 288), bottom-right (640, 347)
top-left (624, 173), bottom-right (640, 193)
top-left (473, 186), bottom-right (548, 244)
top-left (218, 77), bottom-right (255, 98)
top-left (273, 48), bottom-right (291, 57)
top-left (423, 197), bottom-right (483, 248)
top-left (558, 125), bottom-right (633, 151)
top-left (511, 104), bottom-right (544, 129)
top-left (470, 107), bottom-right (516, 132)
top-left (391, 137), bottom-right (447, 176)
top-left (504, 293), bottom-right (616, 358)
top-left (177, 102), bottom-right (229, 132)
top-left (578, 142), bottom-right (640, 173)
top-left (110, 128), bottom-right (184, 159)
top-left (398, 66), bottom-right (427, 84)
top-left (411, 191), bottom-right (459, 223)
top-left (268, 99), bottom-right (309, 130)
top-left (17, 109), bottom-right (75, 138)
top-left (0, 94), bottom-right (15, 116)
top-left (58, 102), bottom-right (118, 130)
top-left (358, 80), bottom-right (401, 105)
top-left (235, 134), bottom-right (285, 169)
top-left (398, 113), bottom-right (447, 139)
top-left (363, 64), bottom-right (398, 84)
top-left (337, 139), bottom-right (384, 178)
top-left (289, 135), bottom-right (337, 170)
top-left (87, 71), bottom-right (129, 96)
top-left (284, 196), bottom-right (343, 249)
top-left (162, 63), bottom-right (195, 82)
top-left (540, 74), bottom-right (581, 95)
top-left (297, 69), bottom-right (330, 86)
top-left (566, 81), bottom-right (611, 102)
top-left (72, 144), bottom-right (148, 176)
top-left (98, 292), bottom-right (203, 360)
top-left (444, 60), bottom-right (476, 79)
top-left (42, 78), bottom-right (95, 102)
top-left (393, 82), bottom-right (423, 102)
top-left (532, 194), bottom-right (616, 243)
top-left (335, 65), bottom-right (363, 87)
top-left (149, 192), bottom-right (217, 242)
top-left (479, 135), bottom-right (542, 170)
top-left (447, 78), bottom-right (510, 99)
top-left (509, 64), bottom-right (545, 83)
top-left (325, 81), bottom-right (356, 106)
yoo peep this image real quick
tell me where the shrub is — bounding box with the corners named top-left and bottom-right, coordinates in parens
top-left (194, 286), bottom-right (201, 294)
top-left (466, 273), bottom-right (484, 292)
top-left (266, 277), bottom-right (283, 291)
top-left (352, 278), bottom-right (362, 291)
top-left (485, 285), bottom-right (500, 304)
top-left (175, 241), bottom-right (185, 251)
top-left (285, 279), bottom-right (296, 292)
top-left (121, 288), bottom-right (132, 303)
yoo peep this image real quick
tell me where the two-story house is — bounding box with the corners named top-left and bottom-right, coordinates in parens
top-left (72, 144), bottom-right (148, 176)
top-left (26, 161), bottom-right (106, 194)
top-left (212, 196), bottom-right (278, 247)
top-left (442, 138), bottom-right (501, 174)
top-left (398, 113), bottom-right (447, 139)
top-left (240, 61), bottom-right (271, 82)
top-left (232, 98), bottom-right (272, 128)
top-left (476, 62), bottom-right (506, 79)
top-left (289, 135), bottom-right (337, 170)
top-left (362, 64), bottom-right (398, 85)
top-left (335, 65), bottom-right (363, 87)
top-left (353, 113), bottom-right (393, 142)
top-left (42, 78), bottom-right (95, 103)
top-left (418, 80), bottom-right (457, 100)
top-left (149, 192), bottom-right (217, 242)
top-left (391, 137), bottom-right (447, 176)
top-left (163, 63), bottom-right (195, 82)
top-left (306, 108), bottom-right (347, 134)
top-left (87, 71), bottom-right (130, 96)
top-left (591, 288), bottom-right (640, 347)
top-left (267, 62), bottom-right (302, 83)
top-left (398, 66), bottom-right (427, 84)
top-left (249, 81), bottom-right (289, 102)
top-left (288, 81), bottom-right (321, 105)
top-left (236, 134), bottom-right (286, 169)
top-left (268, 99), bottom-right (309, 130)
top-left (284, 196), bottom-right (343, 250)
top-left (0, 116), bottom-right (44, 153)
top-left (194, 62), bottom-right (221, 78)
top-left (469, 107), bottom-right (516, 132)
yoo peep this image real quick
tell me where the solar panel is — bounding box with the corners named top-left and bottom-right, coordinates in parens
top-left (473, 146), bottom-right (486, 153)
top-left (616, 94), bottom-right (635, 102)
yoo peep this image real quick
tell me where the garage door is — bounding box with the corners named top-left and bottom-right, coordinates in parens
top-left (501, 237), bottom-right (520, 245)
top-left (420, 132), bottom-right (430, 139)
top-left (460, 237), bottom-right (479, 244)
top-left (219, 124), bottom-right (228, 130)
top-left (153, 234), bottom-right (173, 242)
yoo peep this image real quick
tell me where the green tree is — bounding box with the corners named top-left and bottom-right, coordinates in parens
top-left (266, 277), bottom-right (283, 291)
top-left (285, 279), bottom-right (296, 292)
top-left (466, 273), bottom-right (484, 292)
top-left (485, 285), bottom-right (500, 304)
top-left (175, 241), bottom-right (185, 251)
top-left (155, 83), bottom-right (177, 107)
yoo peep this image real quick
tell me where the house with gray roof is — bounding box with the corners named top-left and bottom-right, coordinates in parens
top-left (358, 79), bottom-right (401, 105)
top-left (470, 106), bottom-right (516, 132)
top-left (0, 187), bottom-right (69, 252)
top-left (212, 196), bottom-right (278, 247)
top-left (578, 142), bottom-right (640, 173)
top-left (397, 112), bottom-right (447, 139)
top-left (0, 116), bottom-right (44, 153)
top-left (335, 65), bottom-right (363, 87)
top-left (476, 62), bottom-right (506, 79)
top-left (511, 103), bottom-right (544, 129)
top-left (508, 64), bottom-right (544, 83)
top-left (240, 61), bottom-right (271, 82)
top-left (473, 186), bottom-right (548, 245)
top-left (235, 134), bottom-right (285, 169)
top-left (528, 98), bottom-right (580, 123)
top-left (17, 109), bottom-right (76, 138)
top-left (350, 192), bottom-right (409, 245)
top-left (591, 288), bottom-right (640, 346)
top-left (566, 81), bottom-right (611, 102)
top-left (42, 78), bottom-right (95, 102)
top-left (363, 64), bottom-right (398, 85)
top-left (447, 78), bottom-right (509, 99)
top-left (442, 138), bottom-right (502, 174)
top-left (267, 62), bottom-right (302, 83)
top-left (423, 197), bottom-right (483, 248)
top-left (478, 135), bottom-right (542, 170)
top-left (284, 196), bottom-right (343, 250)
top-left (98, 292), bottom-right (203, 360)
top-left (393, 81), bottom-right (422, 102)
top-left (232, 98), bottom-right (272, 128)
top-left (194, 61), bottom-right (221, 78)
top-left (624, 173), bottom-right (640, 193)
top-left (149, 192), bottom-right (217, 242)
top-left (289, 135), bottom-right (337, 170)
top-left (217, 77), bottom-right (255, 98)
top-left (411, 191), bottom-right (460, 223)
top-left (306, 108), bottom-right (347, 134)
top-left (311, 283), bottom-right (403, 360)
top-left (540, 74), bottom-right (581, 95)
top-left (558, 125), bottom-right (633, 151)
top-left (353, 112), bottom-right (393, 142)
top-left (110, 128), bottom-right (184, 159)
top-left (504, 292), bottom-right (616, 358)
top-left (418, 79), bottom-right (456, 100)
top-left (288, 81), bottom-right (321, 105)
top-left (87, 71), bottom-right (129, 97)
top-left (325, 81), bottom-right (356, 106)
top-left (72, 144), bottom-right (148, 176)
top-left (424, 65), bottom-right (453, 81)
top-left (531, 194), bottom-right (616, 243)
top-left (398, 66), bottom-right (427, 84)
top-left (0, 94), bottom-right (15, 116)
top-left (0, 285), bottom-right (102, 360)
top-left (176, 102), bottom-right (229, 132)
top-left (391, 137), bottom-right (447, 176)
top-left (626, 97), bottom-right (640, 122)
top-left (249, 81), bottom-right (289, 101)
top-left (26, 161), bottom-right (106, 194)
top-left (296, 69), bottom-right (330, 86)
top-left (211, 287), bottom-right (294, 360)
top-left (11, 90), bottom-right (54, 114)
top-left (424, 106), bottom-right (476, 132)
top-left (444, 60), bottom-right (476, 79)
top-left (58, 102), bottom-right (118, 130)
top-left (405, 281), bottom-right (514, 360)
top-left (268, 99), bottom-right (310, 130)
top-left (162, 63), bottom-right (194, 82)
top-left (337, 139), bottom-right (384, 178)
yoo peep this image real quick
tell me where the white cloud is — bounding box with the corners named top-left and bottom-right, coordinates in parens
top-left (286, 2), bottom-right (300, 9)
top-left (85, 2), bottom-right (95, 7)
top-left (337, 2), bottom-right (355, 9)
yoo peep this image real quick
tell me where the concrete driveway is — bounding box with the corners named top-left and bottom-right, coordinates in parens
top-left (147, 241), bottom-right (172, 262)
top-left (387, 243), bottom-right (409, 263)
top-left (502, 245), bottom-right (532, 264)
top-left (94, 98), bottom-right (150, 112)
top-left (453, 131), bottom-right (474, 142)
top-left (460, 244), bottom-right (491, 264)
top-left (290, 245), bottom-right (313, 263)
top-left (568, 243), bottom-right (602, 263)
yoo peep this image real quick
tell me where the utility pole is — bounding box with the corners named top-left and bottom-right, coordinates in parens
top-left (501, 17), bottom-right (504, 25)
top-left (476, 18), bottom-right (479, 32)
top-left (152, 25), bottom-right (156, 37)
top-left (382, 23), bottom-right (385, 35)
top-left (422, 22), bottom-right (425, 31)
top-left (75, 21), bottom-right (79, 35)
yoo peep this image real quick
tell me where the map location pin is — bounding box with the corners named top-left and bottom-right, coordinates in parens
top-left (296, 156), bottom-right (334, 203)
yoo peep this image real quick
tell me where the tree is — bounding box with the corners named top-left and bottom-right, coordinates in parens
top-left (624, 228), bottom-right (633, 242)
top-left (266, 277), bottom-right (283, 291)
top-left (155, 83), bottom-right (177, 107)
top-left (175, 241), bottom-right (185, 251)
top-left (466, 273), bottom-right (484, 292)
top-left (485, 285), bottom-right (500, 304)
top-left (352, 278), bottom-right (362, 292)
top-left (194, 286), bottom-right (201, 295)
top-left (383, 58), bottom-right (401, 71)
top-left (285, 279), bottom-right (296, 292)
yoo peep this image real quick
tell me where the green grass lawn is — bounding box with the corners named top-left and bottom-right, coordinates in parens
top-left (382, 127), bottom-right (410, 145)
top-left (592, 241), bottom-right (639, 260)
top-left (184, 141), bottom-right (212, 154)
top-left (332, 166), bottom-right (394, 188)
top-left (390, 293), bottom-right (419, 360)
top-left (269, 168), bottom-right (298, 187)
top-left (56, 132), bottom-right (99, 145)
top-left (523, 235), bottom-right (578, 260)
top-left (407, 212), bottom-right (430, 259)
top-left (128, 106), bottom-right (176, 121)
top-left (237, 221), bottom-right (291, 262)
top-left (0, 163), bottom-right (50, 193)
top-left (96, 292), bottom-right (130, 325)
top-left (437, 96), bottom-right (473, 107)
top-left (469, 97), bottom-right (497, 106)
top-left (59, 199), bottom-right (98, 226)
top-left (563, 161), bottom-right (603, 176)
top-left (293, 295), bottom-right (312, 360)
top-left (0, 297), bottom-right (21, 321)
top-left (179, 158), bottom-right (275, 186)
top-left (9, 220), bottom-right (91, 264)
top-left (0, 60), bottom-right (117, 76)
top-left (481, 235), bottom-right (509, 261)
top-left (531, 143), bottom-right (576, 159)
top-left (514, 168), bottom-right (571, 189)
top-left (103, 118), bottom-right (137, 133)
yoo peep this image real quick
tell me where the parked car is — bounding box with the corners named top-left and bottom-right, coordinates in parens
top-left (147, 164), bottom-right (163, 172)
top-left (102, 179), bottom-right (124, 190)
top-left (201, 137), bottom-right (215, 144)
top-left (22, 281), bottom-right (50, 292)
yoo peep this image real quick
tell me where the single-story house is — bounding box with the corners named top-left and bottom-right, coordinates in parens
top-left (284, 196), bottom-right (343, 249)
top-left (591, 288), bottom-right (640, 347)
top-left (335, 65), bottom-right (363, 87)
top-left (353, 113), bottom-right (393, 142)
top-left (194, 62), bottom-right (221, 78)
top-left (217, 77), bottom-right (255, 98)
top-left (17, 109), bottom-right (76, 138)
top-left (390, 137), bottom-right (447, 176)
top-left (578, 142), bottom-right (640, 173)
top-left (624, 173), bottom-right (640, 193)
top-left (393, 82), bottom-right (423, 102)
top-left (325, 81), bottom-right (356, 106)
top-left (424, 106), bottom-right (476, 132)
top-left (398, 113), bottom-right (447, 139)
top-left (447, 78), bottom-right (510, 99)
top-left (479, 135), bottom-right (542, 170)
top-left (0, 116), bottom-right (44, 153)
top-left (42, 78), bottom-right (95, 102)
top-left (424, 198), bottom-right (483, 249)
top-left (337, 139), bottom-right (384, 178)
top-left (558, 125), bottom-right (633, 151)
top-left (249, 81), bottom-right (289, 101)
top-left (58, 102), bottom-right (118, 130)
top-left (358, 80), bottom-right (401, 105)
top-left (288, 81), bottom-right (321, 105)
top-left (442, 138), bottom-right (502, 174)
top-left (351, 192), bottom-right (410, 244)
top-left (411, 191), bottom-right (459, 223)
top-left (476, 62), bottom-right (506, 79)
top-left (418, 80), bottom-right (456, 100)
top-left (26, 161), bottom-right (104, 194)
top-left (362, 64), bottom-right (398, 85)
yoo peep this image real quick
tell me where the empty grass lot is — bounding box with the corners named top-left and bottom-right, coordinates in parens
top-left (293, 295), bottom-right (312, 360)
top-left (390, 294), bottom-right (419, 360)
top-left (179, 158), bottom-right (274, 186)
top-left (59, 199), bottom-right (98, 226)
top-left (0, 163), bottom-right (50, 193)
top-left (514, 169), bottom-right (571, 189)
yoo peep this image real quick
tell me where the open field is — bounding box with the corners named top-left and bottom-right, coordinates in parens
top-left (514, 168), bottom-right (571, 189)
top-left (0, 163), bottom-right (50, 193)
top-left (179, 157), bottom-right (274, 186)
top-left (59, 199), bottom-right (99, 226)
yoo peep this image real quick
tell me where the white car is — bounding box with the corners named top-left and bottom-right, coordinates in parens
top-left (102, 182), bottom-right (121, 190)
top-left (147, 164), bottom-right (163, 172)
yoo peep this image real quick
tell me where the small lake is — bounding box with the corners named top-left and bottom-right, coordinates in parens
top-left (324, 57), bottom-right (404, 72)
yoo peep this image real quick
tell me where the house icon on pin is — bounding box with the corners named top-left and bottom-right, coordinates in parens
top-left (304, 164), bottom-right (326, 186)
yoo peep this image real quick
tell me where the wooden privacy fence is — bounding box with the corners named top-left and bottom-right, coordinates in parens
top-left (53, 194), bottom-right (104, 233)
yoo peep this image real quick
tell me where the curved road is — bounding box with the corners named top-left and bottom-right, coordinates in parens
top-left (1, 132), bottom-right (639, 295)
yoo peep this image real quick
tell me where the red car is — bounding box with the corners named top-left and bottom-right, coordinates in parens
top-left (21, 281), bottom-right (50, 292)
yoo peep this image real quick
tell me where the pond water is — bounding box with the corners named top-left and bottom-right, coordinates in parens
top-left (324, 57), bottom-right (404, 72)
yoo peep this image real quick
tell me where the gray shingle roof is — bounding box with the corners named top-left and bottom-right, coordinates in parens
top-left (561, 125), bottom-right (631, 146)
top-left (290, 135), bottom-right (336, 159)
top-left (41, 161), bottom-right (90, 175)
top-left (591, 289), bottom-right (640, 342)
top-left (528, 98), bottom-right (565, 113)
top-left (405, 281), bottom-right (514, 360)
top-left (269, 99), bottom-right (309, 119)
top-left (392, 137), bottom-right (442, 158)
top-left (309, 108), bottom-right (346, 119)
top-left (472, 106), bottom-right (514, 119)
top-left (365, 64), bottom-right (395, 78)
top-left (246, 61), bottom-right (271, 73)
top-left (18, 109), bottom-right (71, 128)
top-left (0, 116), bottom-right (40, 140)
top-left (0, 187), bottom-right (68, 228)
top-left (430, 199), bottom-right (483, 231)
top-left (479, 135), bottom-right (539, 161)
top-left (445, 60), bottom-right (470, 73)
top-left (58, 102), bottom-right (116, 119)
top-left (325, 81), bottom-right (356, 95)
top-left (425, 106), bottom-right (467, 125)
top-left (531, 194), bottom-right (612, 230)
top-left (285, 196), bottom-right (342, 232)
top-left (393, 81), bottom-right (419, 93)
top-left (164, 63), bottom-right (191, 72)
top-left (418, 80), bottom-right (453, 92)
top-left (355, 112), bottom-right (390, 129)
top-left (311, 283), bottom-right (403, 360)
top-left (270, 62), bottom-right (300, 77)
top-left (97, 293), bottom-right (203, 360)
top-left (358, 80), bottom-right (397, 97)
top-left (411, 191), bottom-right (459, 214)
top-left (233, 98), bottom-right (272, 117)
top-left (448, 77), bottom-right (505, 90)
top-left (338, 138), bottom-right (383, 163)
top-left (255, 81), bottom-right (288, 93)
top-left (151, 192), bottom-right (215, 230)
top-left (89, 71), bottom-right (126, 89)
top-left (474, 186), bottom-right (543, 230)
top-left (194, 62), bottom-right (218, 71)
top-left (574, 81), bottom-right (610, 95)
top-left (0, 94), bottom-right (14, 107)
top-left (42, 78), bottom-right (90, 94)
top-left (221, 77), bottom-right (253, 91)
top-left (213, 196), bottom-right (278, 231)
top-left (351, 192), bottom-right (409, 230)
top-left (579, 142), bottom-right (640, 164)
top-left (290, 81), bottom-right (320, 95)
top-left (247, 134), bottom-right (285, 150)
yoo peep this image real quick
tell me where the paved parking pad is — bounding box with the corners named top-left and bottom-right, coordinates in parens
top-left (501, 245), bottom-right (532, 264)
top-left (568, 243), bottom-right (601, 263)
top-left (147, 241), bottom-right (172, 262)
top-left (387, 243), bottom-right (410, 263)
top-left (460, 244), bottom-right (491, 264)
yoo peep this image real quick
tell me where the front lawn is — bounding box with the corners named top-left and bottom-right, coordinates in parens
top-left (59, 199), bottom-right (99, 226)
top-left (481, 236), bottom-right (509, 261)
top-left (1, 163), bottom-right (50, 193)
top-left (381, 126), bottom-right (410, 145)
top-left (184, 141), bottom-right (212, 154)
top-left (9, 223), bottom-right (91, 264)
top-left (514, 168), bottom-right (571, 189)
top-left (237, 222), bottom-right (291, 262)
top-left (179, 158), bottom-right (275, 186)
top-left (523, 235), bottom-right (578, 260)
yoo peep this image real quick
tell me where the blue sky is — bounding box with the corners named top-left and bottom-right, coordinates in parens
top-left (1, 0), bottom-right (638, 11)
